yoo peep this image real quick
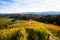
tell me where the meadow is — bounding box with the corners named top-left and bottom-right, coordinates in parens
top-left (0, 18), bottom-right (60, 40)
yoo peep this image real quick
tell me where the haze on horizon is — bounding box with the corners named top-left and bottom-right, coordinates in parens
top-left (0, 0), bottom-right (60, 13)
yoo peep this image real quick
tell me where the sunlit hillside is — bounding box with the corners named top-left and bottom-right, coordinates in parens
top-left (0, 18), bottom-right (12, 22)
top-left (15, 20), bottom-right (60, 40)
top-left (46, 24), bottom-right (60, 30)
top-left (0, 19), bottom-right (60, 40)
top-left (16, 20), bottom-right (60, 31)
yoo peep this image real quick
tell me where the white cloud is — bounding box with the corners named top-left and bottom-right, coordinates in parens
top-left (0, 0), bottom-right (60, 13)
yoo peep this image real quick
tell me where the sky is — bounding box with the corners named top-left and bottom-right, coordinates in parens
top-left (0, 0), bottom-right (60, 13)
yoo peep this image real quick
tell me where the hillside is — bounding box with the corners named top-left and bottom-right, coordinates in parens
top-left (14, 20), bottom-right (60, 40)
top-left (0, 19), bottom-right (60, 40)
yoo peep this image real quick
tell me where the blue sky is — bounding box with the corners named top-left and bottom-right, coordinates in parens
top-left (0, 0), bottom-right (60, 13)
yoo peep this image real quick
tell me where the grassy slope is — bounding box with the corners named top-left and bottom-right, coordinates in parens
top-left (0, 18), bottom-right (12, 26)
top-left (0, 19), bottom-right (60, 40)
top-left (16, 20), bottom-right (60, 40)
top-left (46, 24), bottom-right (60, 30)
top-left (0, 27), bottom-right (27, 40)
top-left (17, 20), bottom-right (60, 31)
top-left (16, 20), bottom-right (49, 40)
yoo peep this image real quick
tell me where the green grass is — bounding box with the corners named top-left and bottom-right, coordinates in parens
top-left (0, 18), bottom-right (13, 28)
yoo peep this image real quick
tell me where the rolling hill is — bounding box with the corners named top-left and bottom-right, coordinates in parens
top-left (0, 19), bottom-right (60, 40)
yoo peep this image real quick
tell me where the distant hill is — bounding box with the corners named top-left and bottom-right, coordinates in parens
top-left (22, 11), bottom-right (60, 16)
top-left (0, 11), bottom-right (60, 15)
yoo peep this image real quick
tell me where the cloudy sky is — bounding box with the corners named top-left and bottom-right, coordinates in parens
top-left (0, 0), bottom-right (60, 13)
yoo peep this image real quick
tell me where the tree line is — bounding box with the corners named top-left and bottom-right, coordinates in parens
top-left (1, 14), bottom-right (60, 26)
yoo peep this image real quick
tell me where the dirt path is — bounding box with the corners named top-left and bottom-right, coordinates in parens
top-left (41, 23), bottom-right (59, 40)
top-left (28, 19), bottom-right (31, 25)
top-left (48, 32), bottom-right (59, 40)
